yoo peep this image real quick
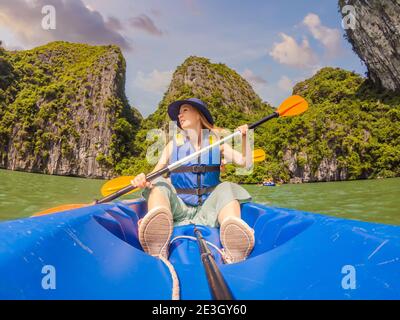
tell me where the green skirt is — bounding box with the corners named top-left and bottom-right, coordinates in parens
top-left (142, 177), bottom-right (252, 227)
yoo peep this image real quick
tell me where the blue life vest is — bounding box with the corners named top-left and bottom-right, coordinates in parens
top-left (170, 131), bottom-right (221, 206)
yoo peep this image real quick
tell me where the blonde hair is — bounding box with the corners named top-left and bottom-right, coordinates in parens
top-left (197, 109), bottom-right (221, 135)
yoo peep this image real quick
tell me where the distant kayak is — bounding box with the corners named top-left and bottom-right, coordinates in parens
top-left (0, 199), bottom-right (399, 299)
top-left (263, 182), bottom-right (276, 186)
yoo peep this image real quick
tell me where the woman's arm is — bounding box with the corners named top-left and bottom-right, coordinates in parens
top-left (131, 140), bottom-right (173, 188)
top-left (220, 125), bottom-right (252, 169)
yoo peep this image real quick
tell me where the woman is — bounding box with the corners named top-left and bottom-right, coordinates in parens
top-left (131, 98), bottom-right (254, 263)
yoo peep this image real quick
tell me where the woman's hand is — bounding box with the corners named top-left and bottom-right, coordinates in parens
top-left (220, 158), bottom-right (226, 172)
top-left (131, 173), bottom-right (152, 189)
top-left (236, 124), bottom-right (248, 136)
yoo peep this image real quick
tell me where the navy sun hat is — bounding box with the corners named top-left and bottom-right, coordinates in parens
top-left (167, 98), bottom-right (214, 129)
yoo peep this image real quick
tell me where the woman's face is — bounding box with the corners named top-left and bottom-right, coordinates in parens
top-left (178, 104), bottom-right (200, 129)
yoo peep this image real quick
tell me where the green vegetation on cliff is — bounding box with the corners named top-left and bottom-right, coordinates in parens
top-left (254, 67), bottom-right (400, 183)
top-left (0, 42), bottom-right (141, 177)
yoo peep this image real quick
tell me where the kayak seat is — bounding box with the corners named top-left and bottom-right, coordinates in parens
top-left (102, 200), bottom-right (315, 261)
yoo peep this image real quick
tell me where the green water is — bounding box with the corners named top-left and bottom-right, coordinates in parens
top-left (0, 169), bottom-right (399, 225)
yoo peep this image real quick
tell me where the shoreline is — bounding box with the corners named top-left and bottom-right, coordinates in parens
top-left (1, 167), bottom-right (399, 185)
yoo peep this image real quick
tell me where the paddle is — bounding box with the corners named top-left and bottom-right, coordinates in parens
top-left (99, 149), bottom-right (266, 198)
top-left (101, 176), bottom-right (138, 197)
top-left (32, 95), bottom-right (307, 216)
top-left (252, 148), bottom-right (266, 163)
top-left (194, 228), bottom-right (234, 300)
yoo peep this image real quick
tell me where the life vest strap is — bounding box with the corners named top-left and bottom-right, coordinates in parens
top-left (175, 186), bottom-right (217, 196)
top-left (171, 165), bottom-right (220, 174)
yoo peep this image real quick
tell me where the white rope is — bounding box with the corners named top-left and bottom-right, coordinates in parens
top-left (169, 235), bottom-right (228, 262)
top-left (156, 235), bottom-right (229, 300)
top-left (159, 255), bottom-right (180, 300)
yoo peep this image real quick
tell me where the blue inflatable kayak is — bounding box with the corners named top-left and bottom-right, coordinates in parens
top-left (0, 199), bottom-right (399, 299)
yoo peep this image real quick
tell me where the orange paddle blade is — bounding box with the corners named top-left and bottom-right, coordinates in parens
top-left (32, 203), bottom-right (88, 217)
top-left (101, 175), bottom-right (139, 197)
top-left (253, 148), bottom-right (266, 162)
top-left (277, 95), bottom-right (308, 117)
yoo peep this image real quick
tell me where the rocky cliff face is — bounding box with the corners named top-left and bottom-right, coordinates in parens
top-left (278, 67), bottom-right (400, 184)
top-left (339, 0), bottom-right (400, 92)
top-left (0, 42), bottom-right (141, 178)
top-left (166, 56), bottom-right (266, 114)
top-left (282, 149), bottom-right (349, 183)
top-left (142, 56), bottom-right (272, 131)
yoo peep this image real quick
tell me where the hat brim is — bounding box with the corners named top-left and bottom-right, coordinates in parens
top-left (168, 100), bottom-right (214, 129)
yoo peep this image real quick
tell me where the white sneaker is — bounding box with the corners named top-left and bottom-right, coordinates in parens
top-left (220, 217), bottom-right (255, 263)
top-left (138, 206), bottom-right (173, 258)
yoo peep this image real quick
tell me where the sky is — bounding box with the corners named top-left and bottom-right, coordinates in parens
top-left (0, 0), bottom-right (366, 117)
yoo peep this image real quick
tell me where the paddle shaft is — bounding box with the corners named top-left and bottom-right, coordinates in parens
top-left (97, 168), bottom-right (169, 203)
top-left (194, 228), bottom-right (234, 300)
top-left (248, 111), bottom-right (278, 130)
top-left (97, 110), bottom-right (280, 204)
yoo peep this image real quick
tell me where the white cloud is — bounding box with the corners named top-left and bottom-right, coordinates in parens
top-left (269, 33), bottom-right (318, 68)
top-left (0, 39), bottom-right (23, 51)
top-left (106, 16), bottom-right (124, 31)
top-left (278, 76), bottom-right (294, 92)
top-left (84, 4), bottom-right (95, 11)
top-left (0, 0), bottom-right (131, 50)
top-left (134, 69), bottom-right (173, 94)
top-left (310, 64), bottom-right (323, 76)
top-left (303, 13), bottom-right (341, 57)
top-left (241, 68), bottom-right (267, 90)
top-left (183, 0), bottom-right (202, 15)
top-left (129, 14), bottom-right (163, 36)
top-left (150, 8), bottom-right (162, 17)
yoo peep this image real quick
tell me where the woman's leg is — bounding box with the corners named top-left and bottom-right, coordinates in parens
top-left (142, 177), bottom-right (191, 224)
top-left (209, 183), bottom-right (254, 263)
top-left (139, 177), bottom-right (195, 258)
top-left (138, 187), bottom-right (171, 228)
top-left (195, 181), bottom-right (251, 227)
top-left (139, 178), bottom-right (175, 258)
top-left (217, 199), bottom-right (241, 225)
top-left (219, 207), bottom-right (255, 263)
top-left (147, 185), bottom-right (172, 212)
